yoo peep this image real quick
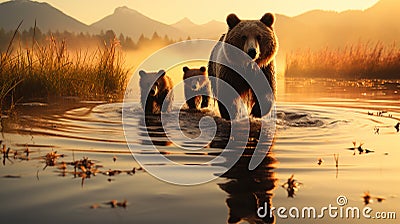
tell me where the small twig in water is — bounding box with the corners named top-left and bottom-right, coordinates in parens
top-left (334, 153), bottom-right (339, 168)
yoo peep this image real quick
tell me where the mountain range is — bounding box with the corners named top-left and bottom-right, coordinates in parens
top-left (0, 0), bottom-right (92, 33)
top-left (0, 0), bottom-right (399, 53)
top-left (91, 6), bottom-right (186, 40)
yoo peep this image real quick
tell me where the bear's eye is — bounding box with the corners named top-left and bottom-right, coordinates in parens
top-left (241, 35), bottom-right (247, 41)
top-left (256, 35), bottom-right (261, 41)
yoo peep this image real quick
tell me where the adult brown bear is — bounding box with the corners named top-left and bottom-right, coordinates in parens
top-left (208, 13), bottom-right (278, 120)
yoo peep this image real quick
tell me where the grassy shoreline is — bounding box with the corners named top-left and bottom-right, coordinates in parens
top-left (0, 28), bottom-right (129, 113)
top-left (285, 41), bottom-right (400, 79)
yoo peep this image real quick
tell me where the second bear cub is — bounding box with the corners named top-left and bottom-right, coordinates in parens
top-left (183, 66), bottom-right (212, 110)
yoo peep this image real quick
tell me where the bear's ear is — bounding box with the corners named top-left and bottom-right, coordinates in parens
top-left (200, 66), bottom-right (206, 72)
top-left (183, 66), bottom-right (189, 73)
top-left (260, 13), bottom-right (275, 27)
top-left (158, 69), bottom-right (166, 77)
top-left (227, 13), bottom-right (241, 29)
top-left (139, 70), bottom-right (146, 77)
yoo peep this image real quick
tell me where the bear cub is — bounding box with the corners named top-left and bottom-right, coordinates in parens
top-left (183, 66), bottom-right (212, 110)
top-left (139, 69), bottom-right (174, 114)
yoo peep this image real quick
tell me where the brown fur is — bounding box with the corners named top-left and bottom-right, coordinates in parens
top-left (183, 66), bottom-right (212, 110)
top-left (208, 13), bottom-right (278, 120)
top-left (139, 70), bottom-right (174, 114)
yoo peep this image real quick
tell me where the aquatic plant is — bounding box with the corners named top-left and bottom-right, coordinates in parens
top-left (285, 41), bottom-right (400, 79)
top-left (281, 174), bottom-right (302, 198)
top-left (0, 23), bottom-right (129, 113)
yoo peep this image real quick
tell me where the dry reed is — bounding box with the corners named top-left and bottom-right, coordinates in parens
top-left (0, 25), bottom-right (129, 112)
top-left (285, 41), bottom-right (400, 79)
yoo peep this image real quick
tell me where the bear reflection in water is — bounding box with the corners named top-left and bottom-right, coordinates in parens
top-left (141, 109), bottom-right (277, 224)
top-left (213, 119), bottom-right (277, 224)
top-left (220, 152), bottom-right (277, 224)
top-left (139, 115), bottom-right (173, 147)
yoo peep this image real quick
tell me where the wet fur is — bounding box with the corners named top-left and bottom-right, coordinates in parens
top-left (208, 13), bottom-right (278, 120)
top-left (139, 70), bottom-right (174, 114)
top-left (183, 66), bottom-right (212, 110)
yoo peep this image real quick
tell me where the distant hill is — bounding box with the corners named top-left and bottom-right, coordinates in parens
top-left (171, 18), bottom-right (226, 39)
top-left (0, 0), bottom-right (93, 33)
top-left (282, 0), bottom-right (400, 51)
top-left (90, 6), bottom-right (186, 40)
top-left (0, 0), bottom-right (399, 54)
top-left (169, 0), bottom-right (400, 53)
top-left (171, 17), bottom-right (196, 31)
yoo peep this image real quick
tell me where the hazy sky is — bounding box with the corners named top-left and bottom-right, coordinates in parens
top-left (1, 0), bottom-right (380, 25)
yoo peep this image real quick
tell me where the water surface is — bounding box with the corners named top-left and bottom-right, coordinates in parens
top-left (1, 79), bottom-right (399, 223)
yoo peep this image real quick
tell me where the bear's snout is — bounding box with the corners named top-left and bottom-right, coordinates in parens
top-left (243, 37), bottom-right (260, 60)
top-left (191, 80), bottom-right (201, 91)
top-left (247, 48), bottom-right (257, 59)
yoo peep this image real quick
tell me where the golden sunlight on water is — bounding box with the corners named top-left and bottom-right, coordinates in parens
top-left (0, 79), bottom-right (399, 223)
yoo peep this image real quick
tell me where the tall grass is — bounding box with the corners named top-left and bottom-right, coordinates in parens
top-left (0, 22), bottom-right (23, 110)
top-left (0, 27), bottom-right (129, 112)
top-left (285, 41), bottom-right (400, 79)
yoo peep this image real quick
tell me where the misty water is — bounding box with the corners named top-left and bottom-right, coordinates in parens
top-left (0, 78), bottom-right (400, 223)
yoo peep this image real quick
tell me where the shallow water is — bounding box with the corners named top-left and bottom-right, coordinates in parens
top-left (1, 79), bottom-right (400, 223)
